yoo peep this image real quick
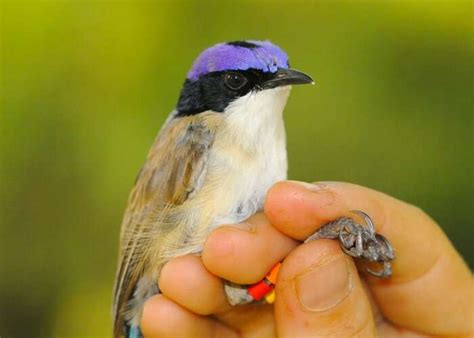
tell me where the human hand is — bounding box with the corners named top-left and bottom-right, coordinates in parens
top-left (140, 181), bottom-right (473, 337)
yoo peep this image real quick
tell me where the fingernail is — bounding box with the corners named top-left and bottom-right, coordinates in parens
top-left (296, 255), bottom-right (352, 311)
top-left (288, 181), bottom-right (336, 209)
top-left (232, 221), bottom-right (255, 233)
top-left (288, 180), bottom-right (328, 191)
top-left (288, 180), bottom-right (334, 193)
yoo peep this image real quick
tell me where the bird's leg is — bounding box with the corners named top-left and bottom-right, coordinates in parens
top-left (224, 282), bottom-right (254, 306)
top-left (305, 210), bottom-right (395, 278)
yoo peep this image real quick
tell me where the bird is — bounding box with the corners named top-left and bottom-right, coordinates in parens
top-left (112, 40), bottom-right (394, 338)
top-left (112, 39), bottom-right (313, 338)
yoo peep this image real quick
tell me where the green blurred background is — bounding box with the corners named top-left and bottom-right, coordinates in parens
top-left (1, 0), bottom-right (472, 337)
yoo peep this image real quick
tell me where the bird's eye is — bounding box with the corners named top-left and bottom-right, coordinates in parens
top-left (224, 72), bottom-right (248, 90)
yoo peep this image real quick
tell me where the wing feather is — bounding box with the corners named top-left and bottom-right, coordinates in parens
top-left (112, 113), bottom-right (218, 337)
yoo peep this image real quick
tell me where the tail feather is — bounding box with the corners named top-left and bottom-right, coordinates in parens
top-left (129, 326), bottom-right (141, 338)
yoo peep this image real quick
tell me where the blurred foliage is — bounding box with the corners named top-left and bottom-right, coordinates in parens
top-left (1, 0), bottom-right (472, 337)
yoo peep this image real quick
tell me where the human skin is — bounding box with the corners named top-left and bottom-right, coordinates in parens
top-left (140, 181), bottom-right (473, 337)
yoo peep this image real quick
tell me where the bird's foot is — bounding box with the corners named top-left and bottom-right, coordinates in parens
top-left (224, 210), bottom-right (395, 306)
top-left (305, 210), bottom-right (395, 278)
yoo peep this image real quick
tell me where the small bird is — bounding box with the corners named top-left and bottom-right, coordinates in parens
top-left (112, 39), bottom-right (312, 338)
top-left (113, 40), bottom-right (394, 338)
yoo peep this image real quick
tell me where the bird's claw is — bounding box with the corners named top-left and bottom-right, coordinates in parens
top-left (367, 260), bottom-right (392, 278)
top-left (305, 210), bottom-right (395, 278)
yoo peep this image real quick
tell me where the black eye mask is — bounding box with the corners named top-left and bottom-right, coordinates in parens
top-left (175, 68), bottom-right (276, 117)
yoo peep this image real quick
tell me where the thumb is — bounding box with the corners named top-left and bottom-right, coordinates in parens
top-left (274, 239), bottom-right (377, 337)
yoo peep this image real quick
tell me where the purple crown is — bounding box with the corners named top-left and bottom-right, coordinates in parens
top-left (187, 40), bottom-right (289, 81)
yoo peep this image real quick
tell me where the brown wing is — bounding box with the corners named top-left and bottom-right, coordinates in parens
top-left (112, 113), bottom-right (217, 337)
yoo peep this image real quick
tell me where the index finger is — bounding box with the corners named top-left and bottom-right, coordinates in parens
top-left (264, 181), bottom-right (473, 336)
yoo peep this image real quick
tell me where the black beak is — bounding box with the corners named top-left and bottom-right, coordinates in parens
top-left (262, 68), bottom-right (314, 89)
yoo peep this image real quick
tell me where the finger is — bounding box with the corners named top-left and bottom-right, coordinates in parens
top-left (159, 255), bottom-right (276, 336)
top-left (141, 294), bottom-right (238, 338)
top-left (202, 213), bottom-right (298, 284)
top-left (264, 181), bottom-right (347, 240)
top-left (215, 303), bottom-right (276, 338)
top-left (159, 255), bottom-right (230, 315)
top-left (275, 239), bottom-right (377, 337)
top-left (265, 180), bottom-right (473, 336)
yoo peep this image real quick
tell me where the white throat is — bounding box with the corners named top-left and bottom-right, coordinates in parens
top-left (206, 86), bottom-right (291, 226)
top-left (224, 86), bottom-right (291, 147)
